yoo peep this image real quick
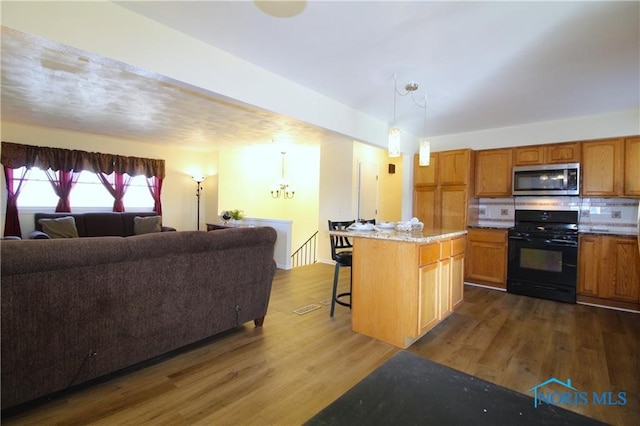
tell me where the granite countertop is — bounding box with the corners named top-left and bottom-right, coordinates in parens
top-left (329, 228), bottom-right (468, 244)
top-left (467, 225), bottom-right (512, 230)
top-left (578, 229), bottom-right (638, 237)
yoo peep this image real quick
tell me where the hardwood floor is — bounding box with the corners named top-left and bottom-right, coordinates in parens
top-left (3, 263), bottom-right (638, 425)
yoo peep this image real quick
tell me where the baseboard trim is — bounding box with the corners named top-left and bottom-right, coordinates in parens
top-left (577, 301), bottom-right (640, 314)
top-left (464, 281), bottom-right (506, 291)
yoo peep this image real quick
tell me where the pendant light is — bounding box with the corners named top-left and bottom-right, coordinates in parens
top-left (419, 96), bottom-right (430, 166)
top-left (388, 76), bottom-right (401, 157)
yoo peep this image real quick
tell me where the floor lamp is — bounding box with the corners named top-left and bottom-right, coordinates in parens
top-left (193, 176), bottom-right (205, 230)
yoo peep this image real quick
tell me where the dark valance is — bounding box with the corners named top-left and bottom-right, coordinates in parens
top-left (0, 142), bottom-right (165, 179)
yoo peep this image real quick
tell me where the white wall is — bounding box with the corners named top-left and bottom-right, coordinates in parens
top-left (424, 109), bottom-right (640, 152)
top-left (217, 144), bottom-right (320, 255)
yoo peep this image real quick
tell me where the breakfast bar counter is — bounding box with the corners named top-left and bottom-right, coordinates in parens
top-left (329, 228), bottom-right (467, 349)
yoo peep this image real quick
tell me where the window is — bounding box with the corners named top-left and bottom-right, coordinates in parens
top-left (14, 167), bottom-right (154, 210)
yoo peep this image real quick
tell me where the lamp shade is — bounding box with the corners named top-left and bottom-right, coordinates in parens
top-left (419, 141), bottom-right (431, 166)
top-left (388, 127), bottom-right (401, 158)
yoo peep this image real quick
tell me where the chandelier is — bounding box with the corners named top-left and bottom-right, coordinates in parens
top-left (271, 151), bottom-right (295, 199)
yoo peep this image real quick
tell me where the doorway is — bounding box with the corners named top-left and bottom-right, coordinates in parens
top-left (358, 162), bottom-right (378, 221)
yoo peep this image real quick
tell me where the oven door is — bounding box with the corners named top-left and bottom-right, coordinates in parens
top-left (507, 236), bottom-right (577, 302)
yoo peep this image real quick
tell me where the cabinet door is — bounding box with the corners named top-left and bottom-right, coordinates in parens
top-left (414, 153), bottom-right (438, 186)
top-left (440, 186), bottom-right (468, 230)
top-left (546, 142), bottom-right (580, 164)
top-left (438, 149), bottom-right (470, 185)
top-left (602, 237), bottom-right (640, 302)
top-left (514, 146), bottom-right (544, 166)
top-left (582, 138), bottom-right (623, 196)
top-left (577, 235), bottom-right (601, 296)
top-left (465, 229), bottom-right (507, 288)
top-left (439, 257), bottom-right (452, 320)
top-left (451, 252), bottom-right (465, 309)
top-left (475, 149), bottom-right (513, 197)
top-left (624, 136), bottom-right (640, 196)
top-left (418, 262), bottom-right (439, 335)
top-left (414, 186), bottom-right (438, 230)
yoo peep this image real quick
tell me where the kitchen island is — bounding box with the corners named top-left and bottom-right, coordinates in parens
top-left (329, 228), bottom-right (467, 349)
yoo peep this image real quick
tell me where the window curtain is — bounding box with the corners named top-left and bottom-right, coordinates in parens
top-left (146, 176), bottom-right (163, 215)
top-left (45, 170), bottom-right (81, 212)
top-left (0, 142), bottom-right (165, 179)
top-left (3, 166), bottom-right (30, 237)
top-left (98, 172), bottom-right (133, 212)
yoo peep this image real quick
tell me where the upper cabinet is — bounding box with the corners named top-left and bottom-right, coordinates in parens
top-left (513, 142), bottom-right (580, 166)
top-left (413, 149), bottom-right (474, 231)
top-left (413, 152), bottom-right (438, 186)
top-left (546, 142), bottom-right (581, 164)
top-left (438, 149), bottom-right (471, 185)
top-left (581, 138), bottom-right (624, 197)
top-left (475, 148), bottom-right (512, 198)
top-left (624, 136), bottom-right (640, 196)
top-left (513, 146), bottom-right (545, 166)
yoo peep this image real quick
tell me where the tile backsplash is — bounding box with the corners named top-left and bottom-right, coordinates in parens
top-left (472, 196), bottom-right (639, 235)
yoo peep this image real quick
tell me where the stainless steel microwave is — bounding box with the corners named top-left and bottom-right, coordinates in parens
top-left (512, 163), bottom-right (580, 196)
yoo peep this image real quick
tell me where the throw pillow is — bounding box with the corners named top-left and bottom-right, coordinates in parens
top-left (134, 215), bottom-right (162, 235)
top-left (38, 216), bottom-right (79, 238)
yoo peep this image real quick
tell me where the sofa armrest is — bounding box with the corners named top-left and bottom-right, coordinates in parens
top-left (161, 226), bottom-right (177, 232)
top-left (29, 231), bottom-right (51, 239)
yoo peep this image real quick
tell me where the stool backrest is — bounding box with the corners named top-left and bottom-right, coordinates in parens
top-left (328, 220), bottom-right (354, 262)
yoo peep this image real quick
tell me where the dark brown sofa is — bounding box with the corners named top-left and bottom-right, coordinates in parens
top-left (1, 227), bottom-right (277, 410)
top-left (30, 212), bottom-right (176, 239)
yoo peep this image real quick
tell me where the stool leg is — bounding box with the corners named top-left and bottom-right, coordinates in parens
top-left (331, 263), bottom-right (340, 317)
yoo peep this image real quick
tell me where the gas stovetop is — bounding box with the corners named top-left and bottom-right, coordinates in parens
top-left (509, 210), bottom-right (579, 241)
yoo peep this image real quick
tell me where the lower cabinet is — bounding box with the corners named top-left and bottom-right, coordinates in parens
top-left (352, 233), bottom-right (466, 349)
top-left (578, 234), bottom-right (640, 310)
top-left (451, 237), bottom-right (465, 309)
top-left (465, 228), bottom-right (508, 289)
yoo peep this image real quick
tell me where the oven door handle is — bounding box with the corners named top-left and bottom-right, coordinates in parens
top-left (548, 239), bottom-right (578, 246)
top-left (508, 236), bottom-right (530, 241)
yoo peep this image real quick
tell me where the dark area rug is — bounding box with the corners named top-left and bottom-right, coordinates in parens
top-left (305, 351), bottom-right (605, 426)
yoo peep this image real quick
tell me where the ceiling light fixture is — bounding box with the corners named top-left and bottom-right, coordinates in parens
top-left (271, 151), bottom-right (295, 199)
top-left (419, 96), bottom-right (430, 167)
top-left (389, 75), bottom-right (427, 160)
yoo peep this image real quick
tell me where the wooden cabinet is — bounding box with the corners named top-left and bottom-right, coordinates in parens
top-left (546, 142), bottom-right (581, 164)
top-left (624, 136), bottom-right (640, 196)
top-left (581, 138), bottom-right (624, 196)
top-left (413, 149), bottom-right (474, 231)
top-left (414, 152), bottom-right (438, 186)
top-left (352, 233), bottom-right (466, 349)
top-left (514, 146), bottom-right (545, 166)
top-left (438, 149), bottom-right (470, 185)
top-left (440, 186), bottom-right (468, 230)
top-left (578, 234), bottom-right (640, 310)
top-left (475, 148), bottom-right (512, 197)
top-left (451, 237), bottom-right (465, 309)
top-left (418, 261), bottom-right (439, 334)
top-left (514, 142), bottom-right (581, 166)
top-left (465, 228), bottom-right (508, 289)
top-left (413, 186), bottom-right (438, 231)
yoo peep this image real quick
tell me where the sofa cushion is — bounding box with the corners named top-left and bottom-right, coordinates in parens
top-left (83, 213), bottom-right (125, 237)
top-left (134, 215), bottom-right (162, 235)
top-left (38, 216), bottom-right (79, 238)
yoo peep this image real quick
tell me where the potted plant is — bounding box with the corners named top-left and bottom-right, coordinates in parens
top-left (220, 209), bottom-right (245, 225)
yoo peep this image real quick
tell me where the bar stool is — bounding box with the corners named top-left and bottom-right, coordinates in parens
top-left (328, 220), bottom-right (355, 316)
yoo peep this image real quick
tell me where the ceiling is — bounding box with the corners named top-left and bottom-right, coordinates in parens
top-left (1, 1), bottom-right (639, 152)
